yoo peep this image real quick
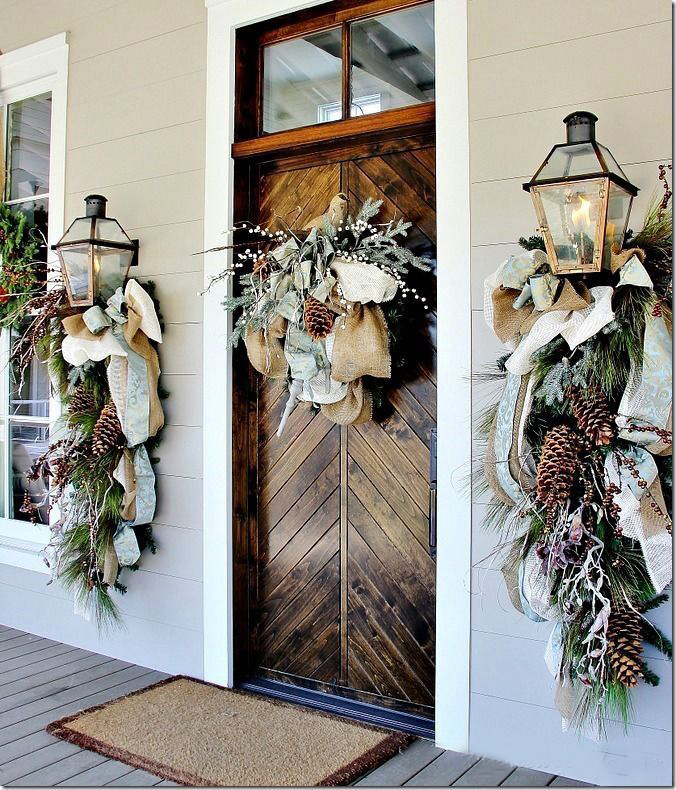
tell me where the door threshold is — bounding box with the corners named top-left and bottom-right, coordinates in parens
top-left (239, 677), bottom-right (435, 739)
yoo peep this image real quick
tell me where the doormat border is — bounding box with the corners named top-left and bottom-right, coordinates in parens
top-left (47, 674), bottom-right (414, 787)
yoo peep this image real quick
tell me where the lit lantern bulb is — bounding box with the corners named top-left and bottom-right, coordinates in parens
top-left (571, 195), bottom-right (592, 232)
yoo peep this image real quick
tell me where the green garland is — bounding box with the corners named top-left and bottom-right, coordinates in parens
top-left (12, 282), bottom-right (164, 627)
top-left (0, 202), bottom-right (44, 328)
top-left (479, 182), bottom-right (673, 736)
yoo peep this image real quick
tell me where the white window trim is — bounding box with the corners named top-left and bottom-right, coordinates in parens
top-left (203, 0), bottom-right (471, 752)
top-left (0, 33), bottom-right (69, 573)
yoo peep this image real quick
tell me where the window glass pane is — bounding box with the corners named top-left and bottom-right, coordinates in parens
top-left (5, 93), bottom-right (52, 201)
top-left (11, 421), bottom-right (49, 523)
top-left (263, 28), bottom-right (342, 133)
top-left (10, 325), bottom-right (50, 418)
top-left (350, 3), bottom-right (434, 117)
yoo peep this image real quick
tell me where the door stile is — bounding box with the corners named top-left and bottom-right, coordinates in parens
top-left (340, 424), bottom-right (349, 684)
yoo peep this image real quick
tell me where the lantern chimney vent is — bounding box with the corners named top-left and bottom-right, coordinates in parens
top-left (563, 111), bottom-right (598, 144)
top-left (84, 194), bottom-right (108, 218)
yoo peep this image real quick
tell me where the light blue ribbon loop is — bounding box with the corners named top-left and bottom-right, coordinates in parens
top-left (82, 306), bottom-right (112, 334)
top-left (130, 445), bottom-right (156, 526)
top-left (111, 326), bottom-right (151, 447)
top-left (113, 523), bottom-right (141, 566)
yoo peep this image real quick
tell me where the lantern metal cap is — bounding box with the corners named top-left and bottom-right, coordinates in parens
top-left (563, 111), bottom-right (598, 143)
top-left (84, 194), bottom-right (108, 218)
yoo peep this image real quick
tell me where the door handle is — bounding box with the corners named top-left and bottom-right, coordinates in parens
top-left (429, 429), bottom-right (437, 557)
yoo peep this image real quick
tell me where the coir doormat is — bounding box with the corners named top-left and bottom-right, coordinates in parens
top-left (47, 676), bottom-right (412, 787)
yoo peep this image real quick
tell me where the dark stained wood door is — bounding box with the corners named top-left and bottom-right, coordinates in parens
top-left (243, 141), bottom-right (437, 715)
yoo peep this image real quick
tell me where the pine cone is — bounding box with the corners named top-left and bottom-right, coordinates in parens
top-left (607, 606), bottom-right (644, 687)
top-left (304, 295), bottom-right (334, 341)
top-left (536, 424), bottom-right (579, 508)
top-left (68, 385), bottom-right (96, 415)
top-left (92, 400), bottom-right (125, 457)
top-left (569, 386), bottom-right (614, 446)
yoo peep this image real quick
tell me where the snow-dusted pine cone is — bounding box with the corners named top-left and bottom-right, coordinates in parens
top-left (569, 386), bottom-right (615, 446)
top-left (607, 606), bottom-right (644, 687)
top-left (536, 424), bottom-right (579, 508)
top-left (304, 295), bottom-right (334, 341)
top-left (92, 400), bottom-right (125, 457)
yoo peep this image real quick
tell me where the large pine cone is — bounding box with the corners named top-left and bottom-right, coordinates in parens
top-left (304, 295), bottom-right (334, 341)
top-left (536, 424), bottom-right (579, 508)
top-left (92, 400), bottom-right (125, 457)
top-left (68, 385), bottom-right (96, 415)
top-left (607, 606), bottom-right (644, 687)
top-left (569, 386), bottom-right (614, 446)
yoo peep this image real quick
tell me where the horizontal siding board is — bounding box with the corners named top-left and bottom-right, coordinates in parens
top-left (69, 0), bottom-right (206, 64)
top-left (471, 243), bottom-right (522, 309)
top-left (154, 474), bottom-right (203, 529)
top-left (160, 374), bottom-right (203, 427)
top-left (158, 323), bottom-right (202, 375)
top-left (139, 271), bottom-right (203, 326)
top-left (68, 69), bottom-right (205, 150)
top-left (468, 0), bottom-right (672, 60)
top-left (469, 22), bottom-right (671, 120)
top-left (470, 90), bottom-right (672, 183)
top-left (469, 693), bottom-right (673, 786)
top-left (68, 23), bottom-right (206, 105)
top-left (67, 121), bottom-right (205, 194)
top-left (154, 425), bottom-right (202, 478)
top-left (0, 580), bottom-right (202, 676)
top-left (130, 220), bottom-right (204, 277)
top-left (65, 169), bottom-right (204, 230)
top-left (472, 630), bottom-right (672, 731)
top-left (140, 524), bottom-right (202, 581)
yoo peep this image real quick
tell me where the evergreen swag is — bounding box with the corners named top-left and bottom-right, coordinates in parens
top-left (0, 203), bottom-right (164, 625)
top-left (0, 202), bottom-right (44, 328)
top-left (478, 170), bottom-right (673, 736)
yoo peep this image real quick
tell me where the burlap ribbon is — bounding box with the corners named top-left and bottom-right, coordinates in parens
top-left (245, 313), bottom-right (288, 379)
top-left (321, 378), bottom-right (372, 425)
top-left (331, 304), bottom-right (391, 382)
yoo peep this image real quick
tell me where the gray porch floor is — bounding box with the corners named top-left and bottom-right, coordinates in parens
top-left (0, 626), bottom-right (590, 787)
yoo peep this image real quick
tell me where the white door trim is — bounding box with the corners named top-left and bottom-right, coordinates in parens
top-left (202, 0), bottom-right (472, 752)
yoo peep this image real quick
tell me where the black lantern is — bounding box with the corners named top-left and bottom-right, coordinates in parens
top-left (523, 112), bottom-right (638, 275)
top-left (53, 195), bottom-right (138, 307)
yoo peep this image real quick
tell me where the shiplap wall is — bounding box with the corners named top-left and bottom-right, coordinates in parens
top-left (0, 0), bottom-right (207, 676)
top-left (467, 1), bottom-right (673, 785)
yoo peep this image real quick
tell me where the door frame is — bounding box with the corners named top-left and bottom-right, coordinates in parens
top-left (202, 0), bottom-right (472, 752)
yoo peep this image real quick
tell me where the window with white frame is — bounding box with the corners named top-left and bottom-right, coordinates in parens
top-left (0, 34), bottom-right (68, 571)
top-left (2, 93), bottom-right (53, 525)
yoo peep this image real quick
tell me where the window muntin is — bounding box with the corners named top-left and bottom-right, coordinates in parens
top-left (260, 2), bottom-right (435, 134)
top-left (1, 94), bottom-right (53, 524)
top-left (350, 3), bottom-right (434, 116)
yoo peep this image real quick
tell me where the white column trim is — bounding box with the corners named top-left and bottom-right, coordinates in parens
top-left (202, 0), bottom-right (473, 752)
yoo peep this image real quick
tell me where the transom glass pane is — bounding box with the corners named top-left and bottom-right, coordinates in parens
top-left (350, 3), bottom-right (434, 117)
top-left (4, 93), bottom-right (52, 201)
top-left (263, 28), bottom-right (342, 133)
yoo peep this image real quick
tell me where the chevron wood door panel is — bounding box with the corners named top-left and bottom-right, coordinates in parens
top-left (245, 143), bottom-right (436, 714)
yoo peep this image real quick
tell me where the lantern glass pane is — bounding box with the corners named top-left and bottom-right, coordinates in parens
top-left (536, 143), bottom-right (601, 180)
top-left (536, 180), bottom-right (605, 272)
top-left (93, 218), bottom-right (132, 244)
top-left (59, 244), bottom-right (91, 303)
top-left (59, 217), bottom-right (93, 244)
top-left (595, 143), bottom-right (631, 181)
top-left (93, 245), bottom-right (133, 300)
top-left (604, 182), bottom-right (633, 262)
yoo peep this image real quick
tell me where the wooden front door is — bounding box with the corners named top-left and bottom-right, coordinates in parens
top-left (235, 138), bottom-right (437, 717)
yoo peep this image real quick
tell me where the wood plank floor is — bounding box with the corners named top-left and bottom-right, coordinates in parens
top-left (0, 626), bottom-right (590, 787)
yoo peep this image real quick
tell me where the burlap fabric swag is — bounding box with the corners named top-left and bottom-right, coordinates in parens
top-left (60, 279), bottom-right (164, 586)
top-left (209, 194), bottom-right (431, 436)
